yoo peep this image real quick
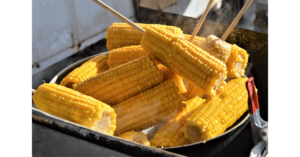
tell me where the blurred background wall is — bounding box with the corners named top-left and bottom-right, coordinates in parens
top-left (32, 0), bottom-right (267, 89)
top-left (32, 0), bottom-right (136, 75)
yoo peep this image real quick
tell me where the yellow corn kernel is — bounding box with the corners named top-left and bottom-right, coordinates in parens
top-left (197, 35), bottom-right (232, 63)
top-left (158, 64), bottom-right (187, 94)
top-left (226, 44), bottom-right (249, 78)
top-left (216, 81), bottom-right (226, 95)
top-left (182, 78), bottom-right (248, 143)
top-left (118, 130), bottom-right (150, 146)
top-left (108, 45), bottom-right (149, 68)
top-left (60, 54), bottom-right (108, 88)
top-left (150, 97), bottom-right (205, 147)
top-left (32, 83), bottom-right (116, 135)
top-left (185, 35), bottom-right (249, 78)
top-left (106, 23), bottom-right (183, 50)
top-left (141, 26), bottom-right (227, 96)
top-left (74, 54), bottom-right (164, 105)
top-left (185, 35), bottom-right (231, 63)
top-left (113, 80), bottom-right (186, 136)
top-left (184, 34), bottom-right (205, 47)
top-left (183, 81), bottom-right (205, 100)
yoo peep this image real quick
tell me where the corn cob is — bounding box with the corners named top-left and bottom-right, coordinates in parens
top-left (107, 45), bottom-right (176, 94)
top-left (182, 78), bottom-right (248, 143)
top-left (32, 83), bottom-right (116, 135)
top-left (185, 35), bottom-right (248, 78)
top-left (118, 131), bottom-right (150, 146)
top-left (184, 34), bottom-right (205, 47)
top-left (107, 45), bottom-right (149, 68)
top-left (158, 64), bottom-right (187, 94)
top-left (141, 26), bottom-right (227, 96)
top-left (184, 35), bottom-right (232, 63)
top-left (113, 80), bottom-right (186, 136)
top-left (183, 81), bottom-right (205, 100)
top-left (226, 44), bottom-right (249, 78)
top-left (182, 72), bottom-right (226, 100)
top-left (216, 81), bottom-right (226, 95)
top-left (60, 54), bottom-right (108, 89)
top-left (106, 23), bottom-right (183, 50)
top-left (150, 97), bottom-right (205, 148)
top-left (74, 54), bottom-right (164, 105)
top-left (184, 35), bottom-right (231, 63)
top-left (197, 35), bottom-right (232, 63)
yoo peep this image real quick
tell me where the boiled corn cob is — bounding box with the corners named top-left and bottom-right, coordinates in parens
top-left (106, 23), bottom-right (183, 50)
top-left (74, 54), bottom-right (164, 105)
top-left (60, 54), bottom-right (108, 89)
top-left (184, 35), bottom-right (231, 63)
top-left (32, 83), bottom-right (117, 135)
top-left (158, 64), bottom-right (187, 94)
top-left (150, 97), bottom-right (205, 148)
top-left (226, 44), bottom-right (249, 78)
top-left (185, 34), bottom-right (248, 78)
top-left (196, 35), bottom-right (232, 63)
top-left (107, 46), bottom-right (186, 93)
top-left (182, 78), bottom-right (248, 143)
top-left (183, 72), bottom-right (226, 100)
top-left (118, 131), bottom-right (150, 146)
top-left (107, 45), bottom-right (149, 68)
top-left (216, 81), bottom-right (226, 95)
top-left (141, 26), bottom-right (227, 96)
top-left (184, 34), bottom-right (205, 48)
top-left (113, 80), bottom-right (186, 136)
top-left (183, 81), bottom-right (205, 100)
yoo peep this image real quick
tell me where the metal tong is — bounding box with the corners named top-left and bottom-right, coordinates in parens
top-left (246, 77), bottom-right (268, 157)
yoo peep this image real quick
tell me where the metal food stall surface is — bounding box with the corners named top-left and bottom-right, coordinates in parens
top-left (32, 7), bottom-right (268, 157)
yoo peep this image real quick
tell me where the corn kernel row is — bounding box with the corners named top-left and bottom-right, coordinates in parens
top-left (60, 54), bottom-right (108, 89)
top-left (182, 78), bottom-right (248, 143)
top-left (106, 23), bottom-right (183, 50)
top-left (74, 54), bottom-right (164, 105)
top-left (150, 97), bottom-right (205, 147)
top-left (33, 83), bottom-right (117, 135)
top-left (141, 26), bottom-right (227, 96)
top-left (113, 80), bottom-right (186, 136)
top-left (107, 45), bottom-right (149, 68)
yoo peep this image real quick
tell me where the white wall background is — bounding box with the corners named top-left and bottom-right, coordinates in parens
top-left (32, 0), bottom-right (136, 75)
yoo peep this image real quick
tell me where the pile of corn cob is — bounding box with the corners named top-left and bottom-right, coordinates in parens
top-left (32, 23), bottom-right (250, 148)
